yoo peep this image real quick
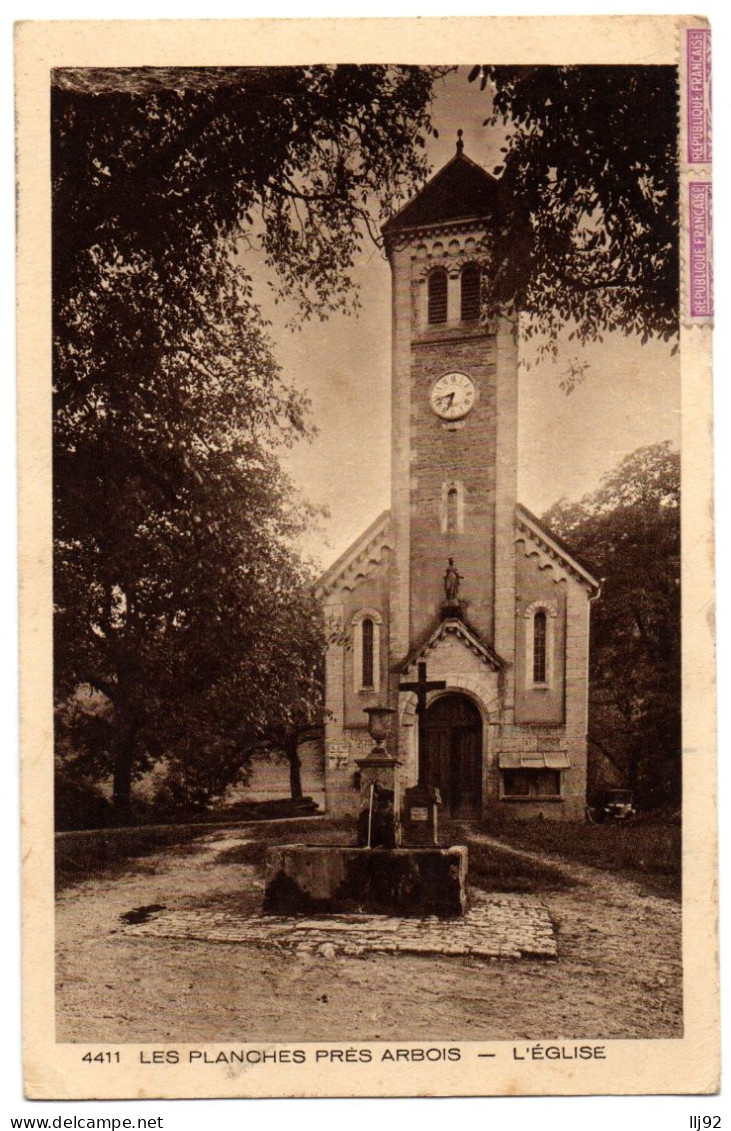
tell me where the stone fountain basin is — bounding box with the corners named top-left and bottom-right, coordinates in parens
top-left (263, 844), bottom-right (468, 919)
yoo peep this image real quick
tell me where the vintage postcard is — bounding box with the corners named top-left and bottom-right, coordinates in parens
top-left (17, 15), bottom-right (717, 1099)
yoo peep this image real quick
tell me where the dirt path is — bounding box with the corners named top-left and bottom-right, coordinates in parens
top-left (56, 825), bottom-right (681, 1043)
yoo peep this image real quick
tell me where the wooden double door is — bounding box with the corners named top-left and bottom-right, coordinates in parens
top-left (421, 693), bottom-right (483, 819)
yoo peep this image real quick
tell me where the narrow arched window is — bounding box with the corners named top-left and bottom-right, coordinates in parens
top-left (460, 263), bottom-right (481, 321)
top-left (533, 611), bottom-right (547, 684)
top-left (427, 267), bottom-right (448, 324)
top-left (353, 609), bottom-right (382, 692)
top-left (524, 600), bottom-right (556, 691)
top-left (361, 618), bottom-right (374, 689)
top-left (441, 480), bottom-right (465, 534)
top-left (446, 487), bottom-right (459, 533)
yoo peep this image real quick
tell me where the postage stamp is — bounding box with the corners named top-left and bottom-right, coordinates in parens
top-left (686, 27), bottom-right (712, 165)
top-left (681, 24), bottom-right (714, 325)
top-left (16, 16), bottom-right (717, 1099)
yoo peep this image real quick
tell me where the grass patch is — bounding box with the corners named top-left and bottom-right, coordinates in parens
top-left (56, 794), bottom-right (321, 834)
top-left (213, 819), bottom-right (364, 868)
top-left (207, 798), bottom-right (320, 822)
top-left (55, 815), bottom-right (339, 892)
top-left (55, 824), bottom-right (215, 891)
top-left (467, 837), bottom-right (577, 894)
top-left (214, 840), bottom-right (269, 867)
top-left (477, 816), bottom-right (681, 899)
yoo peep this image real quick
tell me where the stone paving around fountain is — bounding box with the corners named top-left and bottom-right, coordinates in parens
top-left (122, 890), bottom-right (557, 960)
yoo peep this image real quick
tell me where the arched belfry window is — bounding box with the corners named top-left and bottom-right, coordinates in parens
top-left (352, 609), bottom-right (382, 693)
top-left (460, 263), bottom-right (481, 321)
top-left (427, 267), bottom-right (448, 325)
top-left (524, 600), bottom-right (557, 689)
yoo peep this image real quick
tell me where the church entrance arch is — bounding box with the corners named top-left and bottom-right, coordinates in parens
top-left (422, 693), bottom-right (482, 819)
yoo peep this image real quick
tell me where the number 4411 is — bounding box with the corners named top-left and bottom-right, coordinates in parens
top-left (82, 1052), bottom-right (121, 1064)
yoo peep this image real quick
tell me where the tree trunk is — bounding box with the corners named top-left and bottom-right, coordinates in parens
top-left (112, 721), bottom-right (138, 822)
top-left (627, 746), bottom-right (639, 794)
top-left (286, 731), bottom-right (303, 801)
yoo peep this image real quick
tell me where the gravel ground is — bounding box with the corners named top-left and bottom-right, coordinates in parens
top-left (56, 824), bottom-right (682, 1043)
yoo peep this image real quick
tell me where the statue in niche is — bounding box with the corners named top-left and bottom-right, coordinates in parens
top-left (443, 558), bottom-right (463, 604)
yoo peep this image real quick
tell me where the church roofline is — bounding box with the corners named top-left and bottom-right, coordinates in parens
top-left (317, 509), bottom-right (392, 597)
top-left (381, 147), bottom-right (500, 244)
top-left (516, 503), bottom-right (601, 593)
top-left (396, 614), bottom-right (504, 675)
top-left (385, 216), bottom-right (494, 254)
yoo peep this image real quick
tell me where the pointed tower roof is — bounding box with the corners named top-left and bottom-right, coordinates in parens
top-left (382, 131), bottom-right (500, 244)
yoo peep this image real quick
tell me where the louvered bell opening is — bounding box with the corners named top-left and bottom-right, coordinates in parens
top-left (460, 263), bottom-right (481, 321)
top-left (427, 268), bottom-right (448, 324)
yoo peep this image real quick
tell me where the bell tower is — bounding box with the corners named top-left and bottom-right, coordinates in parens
top-left (382, 135), bottom-right (518, 720)
top-left (320, 134), bottom-right (597, 821)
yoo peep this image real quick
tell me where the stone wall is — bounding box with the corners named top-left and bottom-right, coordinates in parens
top-left (514, 548), bottom-right (567, 725)
top-left (409, 331), bottom-right (497, 644)
top-left (341, 566), bottom-right (390, 729)
top-left (228, 739), bottom-right (325, 807)
top-left (486, 553), bottom-right (592, 821)
top-left (388, 239), bottom-right (414, 717)
top-left (324, 552), bottom-right (392, 815)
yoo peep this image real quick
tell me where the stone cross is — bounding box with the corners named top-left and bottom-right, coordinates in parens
top-left (399, 661), bottom-right (447, 784)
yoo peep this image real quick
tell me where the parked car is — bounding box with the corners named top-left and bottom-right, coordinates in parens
top-left (587, 789), bottom-right (637, 823)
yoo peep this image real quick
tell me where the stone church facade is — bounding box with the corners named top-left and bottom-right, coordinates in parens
top-left (318, 142), bottom-right (599, 822)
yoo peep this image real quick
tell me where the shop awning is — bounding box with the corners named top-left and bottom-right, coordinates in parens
top-left (498, 751), bottom-right (571, 770)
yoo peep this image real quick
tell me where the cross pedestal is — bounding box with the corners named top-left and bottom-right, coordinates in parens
top-left (399, 661), bottom-right (447, 786)
top-left (402, 782), bottom-right (442, 845)
top-left (399, 661), bottom-right (447, 844)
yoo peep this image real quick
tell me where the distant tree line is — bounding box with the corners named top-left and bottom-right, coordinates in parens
top-left (544, 442), bottom-right (681, 810)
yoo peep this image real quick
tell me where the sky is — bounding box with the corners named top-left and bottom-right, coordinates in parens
top-left (250, 67), bottom-right (680, 570)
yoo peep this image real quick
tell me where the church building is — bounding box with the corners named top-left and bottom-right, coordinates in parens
top-left (318, 139), bottom-right (600, 822)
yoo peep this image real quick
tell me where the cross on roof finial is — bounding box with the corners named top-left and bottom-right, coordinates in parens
top-left (456, 129), bottom-right (464, 154)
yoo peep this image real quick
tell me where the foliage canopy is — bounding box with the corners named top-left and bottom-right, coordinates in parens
top-left (543, 443), bottom-right (680, 808)
top-left (470, 65), bottom-right (679, 372)
top-left (52, 65), bottom-right (437, 814)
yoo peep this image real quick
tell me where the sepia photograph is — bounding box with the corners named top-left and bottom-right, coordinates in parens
top-left (16, 16), bottom-right (717, 1099)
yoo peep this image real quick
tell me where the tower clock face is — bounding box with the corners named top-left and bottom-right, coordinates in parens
top-left (430, 372), bottom-right (477, 420)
